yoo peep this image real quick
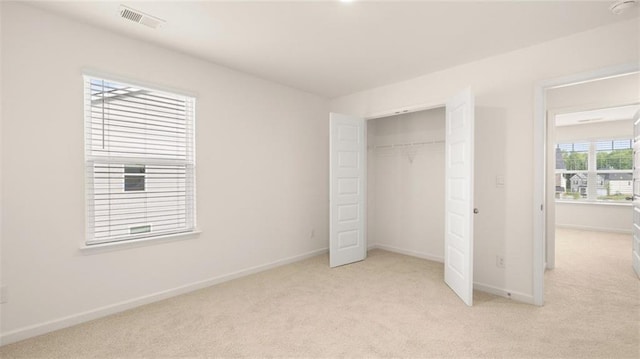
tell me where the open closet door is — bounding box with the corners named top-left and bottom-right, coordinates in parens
top-left (444, 88), bottom-right (475, 306)
top-left (632, 110), bottom-right (640, 279)
top-left (329, 113), bottom-right (366, 267)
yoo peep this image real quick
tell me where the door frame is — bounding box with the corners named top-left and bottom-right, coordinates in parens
top-left (365, 103), bottom-right (445, 121)
top-left (364, 103), bottom-right (447, 254)
top-left (633, 110), bottom-right (640, 279)
top-left (361, 93), bottom-right (474, 306)
top-left (533, 62), bottom-right (640, 306)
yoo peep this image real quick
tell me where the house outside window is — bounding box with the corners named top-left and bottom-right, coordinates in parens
top-left (84, 76), bottom-right (196, 245)
top-left (556, 139), bottom-right (632, 202)
top-left (124, 164), bottom-right (146, 192)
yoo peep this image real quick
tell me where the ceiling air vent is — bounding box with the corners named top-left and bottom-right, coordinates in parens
top-left (119, 5), bottom-right (165, 29)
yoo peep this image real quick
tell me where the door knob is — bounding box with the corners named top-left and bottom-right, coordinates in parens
top-left (473, 208), bottom-right (479, 214)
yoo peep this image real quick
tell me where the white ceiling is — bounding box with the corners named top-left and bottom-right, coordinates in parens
top-left (555, 104), bottom-right (640, 126)
top-left (27, 1), bottom-right (640, 98)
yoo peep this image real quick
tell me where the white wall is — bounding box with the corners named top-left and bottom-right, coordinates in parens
top-left (0, 2), bottom-right (329, 344)
top-left (367, 108), bottom-right (445, 261)
top-left (555, 120), bottom-right (634, 142)
top-left (546, 72), bottom-right (640, 112)
top-left (555, 203), bottom-right (631, 233)
top-left (331, 18), bottom-right (639, 302)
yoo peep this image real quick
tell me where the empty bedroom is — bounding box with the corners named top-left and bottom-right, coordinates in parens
top-left (1, 1), bottom-right (639, 358)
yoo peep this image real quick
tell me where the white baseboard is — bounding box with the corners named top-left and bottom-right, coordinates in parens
top-left (556, 224), bottom-right (631, 234)
top-left (473, 281), bottom-right (534, 305)
top-left (0, 247), bottom-right (328, 346)
top-left (368, 243), bottom-right (444, 263)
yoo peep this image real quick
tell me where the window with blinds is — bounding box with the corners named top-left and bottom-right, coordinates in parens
top-left (555, 139), bottom-right (632, 202)
top-left (84, 76), bottom-right (196, 245)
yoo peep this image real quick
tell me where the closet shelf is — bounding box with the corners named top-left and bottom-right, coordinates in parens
top-left (369, 139), bottom-right (444, 150)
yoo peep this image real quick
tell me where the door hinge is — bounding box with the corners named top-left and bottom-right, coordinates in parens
top-left (540, 204), bottom-right (544, 211)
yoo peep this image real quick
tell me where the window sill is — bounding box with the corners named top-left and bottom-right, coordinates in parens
top-left (555, 200), bottom-right (631, 207)
top-left (79, 230), bottom-right (202, 255)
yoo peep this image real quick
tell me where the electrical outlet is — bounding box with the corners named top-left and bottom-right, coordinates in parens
top-left (496, 255), bottom-right (505, 268)
top-left (0, 286), bottom-right (8, 304)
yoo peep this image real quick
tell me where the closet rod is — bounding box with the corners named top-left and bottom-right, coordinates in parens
top-left (370, 139), bottom-right (444, 150)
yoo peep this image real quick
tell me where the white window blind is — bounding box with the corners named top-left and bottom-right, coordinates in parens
top-left (84, 76), bottom-right (196, 245)
top-left (556, 139), bottom-right (632, 202)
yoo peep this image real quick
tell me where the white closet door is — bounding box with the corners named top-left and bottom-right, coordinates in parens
top-left (444, 88), bottom-right (475, 306)
top-left (329, 113), bottom-right (366, 267)
top-left (632, 110), bottom-right (640, 279)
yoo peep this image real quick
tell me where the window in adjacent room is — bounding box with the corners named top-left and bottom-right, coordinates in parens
top-left (84, 76), bottom-right (196, 245)
top-left (555, 139), bottom-right (632, 202)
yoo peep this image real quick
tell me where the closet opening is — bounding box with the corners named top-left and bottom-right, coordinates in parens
top-left (330, 87), bottom-right (475, 305)
top-left (366, 107), bottom-right (446, 262)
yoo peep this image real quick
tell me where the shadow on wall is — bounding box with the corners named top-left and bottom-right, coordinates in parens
top-left (474, 106), bottom-right (508, 289)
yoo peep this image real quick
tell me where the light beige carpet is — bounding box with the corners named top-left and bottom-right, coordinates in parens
top-left (1, 228), bottom-right (638, 358)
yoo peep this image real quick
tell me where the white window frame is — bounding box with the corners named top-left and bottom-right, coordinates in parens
top-left (84, 75), bottom-right (196, 246)
top-left (556, 138), bottom-right (632, 203)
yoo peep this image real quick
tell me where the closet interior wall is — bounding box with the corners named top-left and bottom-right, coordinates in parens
top-left (367, 107), bottom-right (446, 261)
